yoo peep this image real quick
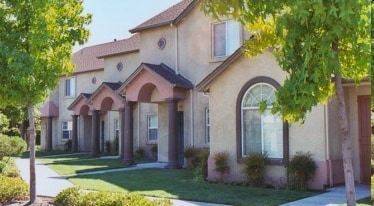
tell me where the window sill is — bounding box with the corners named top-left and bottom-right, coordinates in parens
top-left (209, 56), bottom-right (228, 63)
top-left (147, 141), bottom-right (157, 145)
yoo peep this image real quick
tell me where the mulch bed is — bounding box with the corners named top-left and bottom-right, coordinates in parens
top-left (5, 196), bottom-right (54, 206)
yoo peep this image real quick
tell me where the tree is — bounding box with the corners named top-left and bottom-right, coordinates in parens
top-left (201, 1), bottom-right (370, 205)
top-left (0, 0), bottom-right (91, 204)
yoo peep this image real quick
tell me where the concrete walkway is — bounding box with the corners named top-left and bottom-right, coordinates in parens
top-left (280, 184), bottom-right (370, 206)
top-left (15, 158), bottom-right (370, 206)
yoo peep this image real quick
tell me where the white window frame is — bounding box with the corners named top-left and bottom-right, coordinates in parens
top-left (64, 77), bottom-right (76, 97)
top-left (114, 119), bottom-right (120, 139)
top-left (212, 20), bottom-right (241, 58)
top-left (205, 107), bottom-right (210, 143)
top-left (241, 83), bottom-right (283, 158)
top-left (147, 115), bottom-right (158, 144)
top-left (62, 121), bottom-right (72, 139)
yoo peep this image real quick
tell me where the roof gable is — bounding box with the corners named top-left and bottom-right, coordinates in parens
top-left (129, 0), bottom-right (198, 33)
top-left (120, 63), bottom-right (193, 93)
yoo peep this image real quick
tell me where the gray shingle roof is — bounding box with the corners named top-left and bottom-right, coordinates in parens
top-left (72, 34), bottom-right (140, 73)
top-left (143, 63), bottom-right (193, 88)
top-left (129, 0), bottom-right (197, 33)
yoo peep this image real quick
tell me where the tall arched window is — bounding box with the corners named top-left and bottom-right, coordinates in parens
top-left (236, 77), bottom-right (288, 164)
top-left (241, 83), bottom-right (283, 158)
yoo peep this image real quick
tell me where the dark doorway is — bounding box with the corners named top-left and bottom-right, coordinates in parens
top-left (177, 111), bottom-right (184, 166)
top-left (101, 121), bottom-right (105, 153)
top-left (357, 95), bottom-right (370, 184)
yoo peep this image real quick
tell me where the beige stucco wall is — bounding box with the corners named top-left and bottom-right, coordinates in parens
top-left (206, 51), bottom-right (336, 188)
top-left (103, 52), bottom-right (140, 83)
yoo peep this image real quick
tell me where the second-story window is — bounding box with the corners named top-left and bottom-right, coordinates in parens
top-left (212, 20), bottom-right (240, 58)
top-left (65, 77), bottom-right (75, 97)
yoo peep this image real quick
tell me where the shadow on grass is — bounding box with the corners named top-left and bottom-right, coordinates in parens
top-left (68, 168), bottom-right (319, 206)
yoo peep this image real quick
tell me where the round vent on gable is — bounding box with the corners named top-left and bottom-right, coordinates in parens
top-left (158, 37), bottom-right (166, 50)
top-left (117, 62), bottom-right (123, 71)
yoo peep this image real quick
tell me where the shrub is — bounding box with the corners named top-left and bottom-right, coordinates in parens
top-left (242, 152), bottom-right (268, 186)
top-left (54, 187), bottom-right (81, 206)
top-left (105, 140), bottom-right (111, 154)
top-left (287, 151), bottom-right (316, 191)
top-left (54, 188), bottom-right (171, 206)
top-left (184, 146), bottom-right (198, 159)
top-left (0, 135), bottom-right (27, 160)
top-left (0, 176), bottom-right (28, 204)
top-left (213, 151), bottom-right (230, 182)
top-left (0, 161), bottom-right (6, 174)
top-left (135, 147), bottom-right (145, 159)
top-left (64, 139), bottom-right (72, 151)
top-left (193, 148), bottom-right (210, 182)
top-left (114, 136), bottom-right (119, 154)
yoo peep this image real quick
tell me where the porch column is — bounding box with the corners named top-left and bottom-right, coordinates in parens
top-left (165, 98), bottom-right (180, 169)
top-left (123, 101), bottom-right (135, 167)
top-left (45, 116), bottom-right (53, 151)
top-left (71, 115), bottom-right (79, 153)
top-left (91, 110), bottom-right (100, 158)
top-left (119, 108), bottom-right (125, 157)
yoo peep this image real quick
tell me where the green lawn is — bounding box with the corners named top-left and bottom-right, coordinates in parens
top-left (36, 153), bottom-right (154, 175)
top-left (68, 168), bottom-right (318, 206)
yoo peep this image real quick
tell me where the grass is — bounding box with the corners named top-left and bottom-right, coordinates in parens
top-left (68, 168), bottom-right (318, 206)
top-left (36, 153), bottom-right (155, 175)
top-left (338, 197), bottom-right (371, 206)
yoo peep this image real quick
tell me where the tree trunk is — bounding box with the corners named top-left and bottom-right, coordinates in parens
top-left (334, 73), bottom-right (356, 206)
top-left (26, 103), bottom-right (36, 204)
top-left (332, 40), bottom-right (356, 206)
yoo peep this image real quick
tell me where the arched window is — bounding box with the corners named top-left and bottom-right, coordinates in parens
top-left (237, 77), bottom-right (288, 164)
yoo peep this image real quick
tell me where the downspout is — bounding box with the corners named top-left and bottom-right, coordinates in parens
top-left (324, 104), bottom-right (331, 186)
top-left (190, 90), bottom-right (194, 146)
top-left (137, 103), bottom-right (140, 148)
top-left (171, 23), bottom-right (179, 75)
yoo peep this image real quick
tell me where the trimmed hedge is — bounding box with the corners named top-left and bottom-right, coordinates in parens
top-left (54, 187), bottom-right (171, 206)
top-left (0, 175), bottom-right (28, 204)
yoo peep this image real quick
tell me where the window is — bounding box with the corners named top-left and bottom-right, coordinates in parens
top-left (114, 119), bottom-right (120, 139)
top-left (147, 115), bottom-right (158, 143)
top-left (65, 77), bottom-right (75, 97)
top-left (62, 121), bottom-right (72, 139)
top-left (241, 83), bottom-right (283, 158)
top-left (212, 20), bottom-right (240, 58)
top-left (205, 108), bottom-right (210, 143)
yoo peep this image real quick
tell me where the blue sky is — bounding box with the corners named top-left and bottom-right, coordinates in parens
top-left (74, 0), bottom-right (180, 51)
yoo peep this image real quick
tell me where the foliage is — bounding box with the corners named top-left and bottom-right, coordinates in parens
top-left (135, 147), bottom-right (145, 159)
top-left (0, 135), bottom-right (27, 161)
top-left (54, 187), bottom-right (171, 206)
top-left (105, 140), bottom-right (111, 154)
top-left (287, 151), bottom-right (316, 191)
top-left (0, 160), bottom-right (6, 173)
top-left (64, 139), bottom-right (72, 152)
top-left (213, 151), bottom-right (230, 182)
top-left (184, 146), bottom-right (198, 159)
top-left (192, 148), bottom-right (210, 182)
top-left (114, 136), bottom-right (119, 154)
top-left (54, 186), bottom-right (81, 206)
top-left (0, 175), bottom-right (28, 204)
top-left (241, 153), bottom-right (268, 186)
top-left (0, 0), bottom-right (91, 202)
top-left (201, 0), bottom-right (370, 123)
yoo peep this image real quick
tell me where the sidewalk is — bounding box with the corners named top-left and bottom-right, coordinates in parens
top-left (280, 184), bottom-right (370, 206)
top-left (15, 158), bottom-right (370, 206)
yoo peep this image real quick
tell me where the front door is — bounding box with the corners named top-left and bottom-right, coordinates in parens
top-left (357, 95), bottom-right (370, 184)
top-left (101, 121), bottom-right (105, 153)
top-left (177, 111), bottom-right (184, 166)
